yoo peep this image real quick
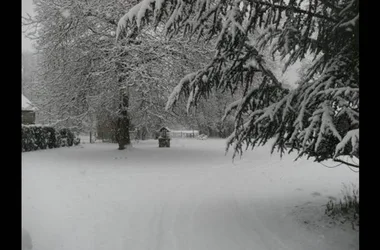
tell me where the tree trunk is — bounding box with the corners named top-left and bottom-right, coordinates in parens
top-left (115, 49), bottom-right (133, 150)
top-left (117, 87), bottom-right (131, 150)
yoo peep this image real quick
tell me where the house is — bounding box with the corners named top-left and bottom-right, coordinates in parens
top-left (22, 94), bottom-right (37, 124)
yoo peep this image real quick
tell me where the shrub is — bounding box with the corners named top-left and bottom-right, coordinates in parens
top-left (73, 138), bottom-right (81, 146)
top-left (59, 128), bottom-right (74, 147)
top-left (34, 126), bottom-right (47, 150)
top-left (22, 126), bottom-right (37, 151)
top-left (325, 183), bottom-right (359, 228)
top-left (54, 130), bottom-right (62, 148)
top-left (22, 125), bottom-right (79, 152)
top-left (44, 126), bottom-right (56, 149)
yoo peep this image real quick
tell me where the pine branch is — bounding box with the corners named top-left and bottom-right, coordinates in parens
top-left (333, 158), bottom-right (359, 168)
top-left (254, 0), bottom-right (339, 23)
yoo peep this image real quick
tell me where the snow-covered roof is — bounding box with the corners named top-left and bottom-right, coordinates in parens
top-left (158, 127), bottom-right (171, 132)
top-left (22, 94), bottom-right (37, 111)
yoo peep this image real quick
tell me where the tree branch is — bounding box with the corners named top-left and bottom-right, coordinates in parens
top-left (254, 1), bottom-right (338, 23)
top-left (85, 11), bottom-right (118, 26)
top-left (333, 158), bottom-right (359, 168)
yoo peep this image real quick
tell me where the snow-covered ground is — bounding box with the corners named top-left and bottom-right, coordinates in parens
top-left (22, 138), bottom-right (359, 250)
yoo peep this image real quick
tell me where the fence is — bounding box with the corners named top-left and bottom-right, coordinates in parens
top-left (169, 130), bottom-right (199, 138)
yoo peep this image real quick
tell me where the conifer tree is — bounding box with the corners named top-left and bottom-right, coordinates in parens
top-left (117, 0), bottom-right (359, 167)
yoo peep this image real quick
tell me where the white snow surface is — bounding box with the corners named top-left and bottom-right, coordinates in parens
top-left (22, 139), bottom-right (358, 250)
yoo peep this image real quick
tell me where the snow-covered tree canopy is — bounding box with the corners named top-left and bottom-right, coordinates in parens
top-left (22, 0), bottom-right (213, 135)
top-left (23, 0), bottom-right (131, 129)
top-left (116, 0), bottom-right (359, 168)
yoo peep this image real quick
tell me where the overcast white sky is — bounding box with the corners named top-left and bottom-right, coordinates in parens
top-left (22, 0), bottom-right (35, 52)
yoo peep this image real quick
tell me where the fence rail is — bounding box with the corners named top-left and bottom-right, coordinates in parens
top-left (169, 130), bottom-right (199, 138)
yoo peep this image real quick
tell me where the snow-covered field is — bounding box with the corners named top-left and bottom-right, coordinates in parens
top-left (22, 138), bottom-right (359, 250)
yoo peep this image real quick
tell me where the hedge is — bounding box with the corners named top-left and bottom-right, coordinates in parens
top-left (22, 125), bottom-right (80, 152)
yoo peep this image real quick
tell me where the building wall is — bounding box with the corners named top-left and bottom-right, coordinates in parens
top-left (22, 111), bottom-right (36, 125)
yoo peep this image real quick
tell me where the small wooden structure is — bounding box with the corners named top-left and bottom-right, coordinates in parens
top-left (158, 127), bottom-right (171, 148)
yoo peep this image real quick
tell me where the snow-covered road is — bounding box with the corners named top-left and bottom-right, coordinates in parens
top-left (22, 139), bottom-right (359, 250)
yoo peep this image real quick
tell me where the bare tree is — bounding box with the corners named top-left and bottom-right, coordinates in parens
top-left (23, 0), bottom-right (217, 149)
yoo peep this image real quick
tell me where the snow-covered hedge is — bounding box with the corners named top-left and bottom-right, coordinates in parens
top-left (22, 125), bottom-right (80, 152)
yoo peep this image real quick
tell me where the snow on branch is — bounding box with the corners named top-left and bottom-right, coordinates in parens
top-left (334, 128), bottom-right (359, 158)
top-left (187, 85), bottom-right (200, 113)
top-left (165, 71), bottom-right (197, 111)
top-left (302, 111), bottom-right (321, 148)
top-left (116, 0), bottom-right (156, 40)
top-left (223, 86), bottom-right (260, 122)
top-left (254, 103), bottom-right (279, 124)
top-left (339, 0), bottom-right (357, 16)
top-left (315, 101), bottom-right (342, 151)
top-left (339, 14), bottom-right (359, 28)
top-left (223, 98), bottom-right (242, 122)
